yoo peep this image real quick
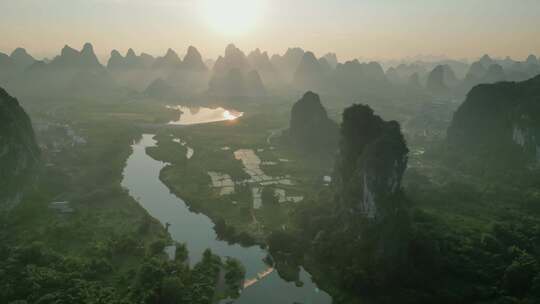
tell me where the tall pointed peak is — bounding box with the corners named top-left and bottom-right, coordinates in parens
top-left (303, 51), bottom-right (318, 62)
top-left (480, 54), bottom-right (492, 60)
top-left (10, 48), bottom-right (29, 57)
top-left (479, 54), bottom-right (494, 67)
top-left (107, 49), bottom-right (127, 69)
top-left (107, 49), bottom-right (124, 68)
top-left (80, 42), bottom-right (101, 66)
top-left (81, 42), bottom-right (95, 55)
top-left (225, 43), bottom-right (238, 56)
top-left (224, 44), bottom-right (247, 59)
top-left (183, 46), bottom-right (206, 70)
top-left (319, 57), bottom-right (330, 66)
top-left (61, 45), bottom-right (78, 56)
top-left (80, 43), bottom-right (98, 63)
top-left (186, 46), bottom-right (201, 57)
top-left (110, 49), bottom-right (122, 58)
top-left (165, 48), bottom-right (179, 58)
top-left (126, 48), bottom-right (136, 58)
top-left (526, 54), bottom-right (538, 64)
top-left (292, 91), bottom-right (327, 121)
top-left (302, 90), bottom-right (320, 101)
top-left (9, 47), bottom-right (35, 68)
top-left (289, 91), bottom-right (338, 152)
top-left (322, 53), bottom-right (338, 68)
top-left (152, 48), bottom-right (182, 69)
top-left (250, 48), bottom-right (270, 59)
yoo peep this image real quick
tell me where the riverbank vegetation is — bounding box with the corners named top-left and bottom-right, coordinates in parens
top-left (1, 100), bottom-right (245, 303)
top-left (146, 109), bottom-right (334, 245)
top-left (7, 88), bottom-right (540, 303)
top-left (145, 96), bottom-right (540, 303)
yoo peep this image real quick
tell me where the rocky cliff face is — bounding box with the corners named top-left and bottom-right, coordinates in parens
top-left (288, 91), bottom-right (338, 152)
top-left (334, 104), bottom-right (408, 219)
top-left (297, 104), bottom-right (411, 296)
top-left (0, 88), bottom-right (39, 208)
top-left (448, 75), bottom-right (540, 165)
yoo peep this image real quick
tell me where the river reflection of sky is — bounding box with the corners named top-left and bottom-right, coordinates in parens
top-left (167, 105), bottom-right (243, 125)
top-left (122, 135), bottom-right (332, 304)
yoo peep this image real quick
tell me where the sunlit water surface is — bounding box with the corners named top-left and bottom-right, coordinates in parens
top-left (121, 134), bottom-right (331, 304)
top-left (167, 106), bottom-right (244, 125)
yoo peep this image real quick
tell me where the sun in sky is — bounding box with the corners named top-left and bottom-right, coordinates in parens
top-left (200, 0), bottom-right (266, 37)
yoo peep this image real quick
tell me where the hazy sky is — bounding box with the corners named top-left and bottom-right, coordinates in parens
top-left (1, 0), bottom-right (539, 62)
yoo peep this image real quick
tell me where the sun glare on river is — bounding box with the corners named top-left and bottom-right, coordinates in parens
top-left (223, 110), bottom-right (239, 121)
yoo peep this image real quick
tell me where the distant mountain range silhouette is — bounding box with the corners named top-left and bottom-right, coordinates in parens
top-left (0, 42), bottom-right (538, 101)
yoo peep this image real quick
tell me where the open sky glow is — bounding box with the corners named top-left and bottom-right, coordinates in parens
top-left (1, 0), bottom-right (539, 61)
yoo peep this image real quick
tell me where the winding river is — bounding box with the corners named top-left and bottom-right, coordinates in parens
top-left (122, 134), bottom-right (332, 304)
